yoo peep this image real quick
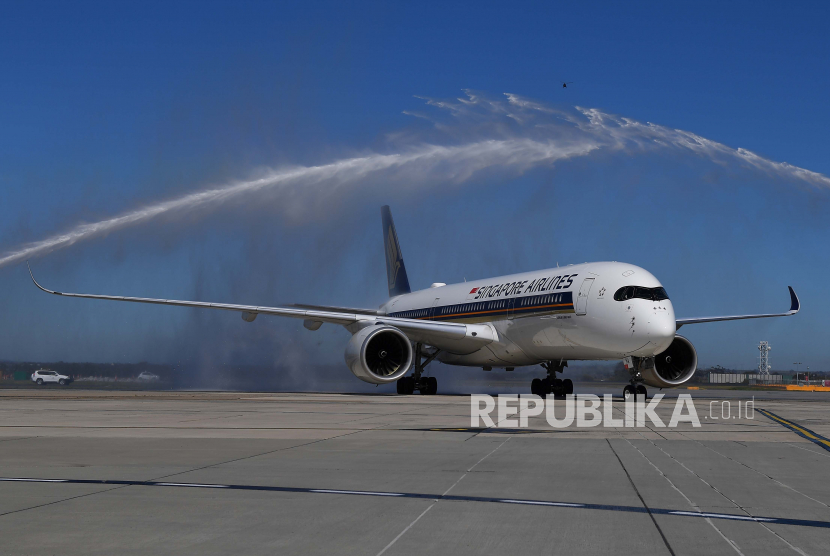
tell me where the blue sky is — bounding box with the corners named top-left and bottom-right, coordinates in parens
top-left (1, 1), bottom-right (829, 383)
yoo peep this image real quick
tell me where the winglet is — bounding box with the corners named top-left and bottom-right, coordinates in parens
top-left (27, 262), bottom-right (61, 295)
top-left (787, 286), bottom-right (799, 314)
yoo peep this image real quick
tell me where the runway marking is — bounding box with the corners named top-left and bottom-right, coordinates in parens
top-left (155, 483), bottom-right (229, 488)
top-left (311, 489), bottom-right (403, 497)
top-left (0, 478), bottom-right (67, 483)
top-left (425, 427), bottom-right (536, 434)
top-left (501, 499), bottom-right (584, 507)
top-left (668, 511), bottom-right (774, 522)
top-left (758, 409), bottom-right (830, 452)
top-left (2, 476), bottom-right (830, 530)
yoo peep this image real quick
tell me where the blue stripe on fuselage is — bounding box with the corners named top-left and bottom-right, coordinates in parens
top-left (390, 291), bottom-right (575, 321)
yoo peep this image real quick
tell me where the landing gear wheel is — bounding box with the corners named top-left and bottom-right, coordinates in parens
top-left (419, 377), bottom-right (437, 395)
top-left (541, 378), bottom-right (551, 398)
top-left (563, 379), bottom-right (573, 395)
top-left (623, 384), bottom-right (634, 399)
top-left (552, 378), bottom-right (565, 398)
top-left (531, 378), bottom-right (541, 396)
top-left (397, 377), bottom-right (415, 395)
top-left (636, 384), bottom-right (647, 399)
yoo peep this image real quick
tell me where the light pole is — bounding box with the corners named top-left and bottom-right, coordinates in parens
top-left (794, 362), bottom-right (802, 384)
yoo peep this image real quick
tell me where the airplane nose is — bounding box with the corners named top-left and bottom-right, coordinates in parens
top-left (647, 301), bottom-right (676, 353)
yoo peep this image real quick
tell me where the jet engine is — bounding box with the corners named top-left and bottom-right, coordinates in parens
top-left (345, 326), bottom-right (413, 384)
top-left (639, 335), bottom-right (697, 388)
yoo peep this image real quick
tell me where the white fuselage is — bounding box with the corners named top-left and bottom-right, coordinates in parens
top-left (381, 262), bottom-right (676, 368)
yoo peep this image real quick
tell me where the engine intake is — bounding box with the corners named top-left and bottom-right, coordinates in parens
top-left (639, 335), bottom-right (697, 388)
top-left (345, 326), bottom-right (413, 384)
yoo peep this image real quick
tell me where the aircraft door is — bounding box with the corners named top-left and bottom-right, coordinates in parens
top-left (575, 278), bottom-right (595, 315)
top-left (507, 298), bottom-right (516, 320)
top-left (429, 298), bottom-right (442, 320)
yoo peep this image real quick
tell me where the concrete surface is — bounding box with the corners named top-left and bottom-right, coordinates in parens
top-left (0, 389), bottom-right (828, 555)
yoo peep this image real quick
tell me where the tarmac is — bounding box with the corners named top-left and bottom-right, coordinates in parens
top-left (0, 388), bottom-right (828, 555)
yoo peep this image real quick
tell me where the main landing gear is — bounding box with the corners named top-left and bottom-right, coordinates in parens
top-left (623, 382), bottom-right (647, 401)
top-left (530, 361), bottom-right (573, 398)
top-left (396, 343), bottom-right (440, 395)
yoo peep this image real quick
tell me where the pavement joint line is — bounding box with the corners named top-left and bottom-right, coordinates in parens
top-left (0, 481), bottom-right (132, 520)
top-left (786, 442), bottom-right (830, 459)
top-left (0, 429), bottom-right (370, 519)
top-left (611, 404), bottom-right (746, 554)
top-left (375, 434), bottom-right (512, 555)
top-left (677, 432), bottom-right (830, 509)
top-left (0, 436), bottom-right (38, 443)
top-left (375, 502), bottom-right (436, 556)
top-left (615, 405), bottom-right (810, 555)
top-left (145, 428), bottom-right (366, 483)
top-left (2, 476), bottom-right (829, 530)
top-left (607, 438), bottom-right (676, 556)
top-left (758, 408), bottom-right (830, 452)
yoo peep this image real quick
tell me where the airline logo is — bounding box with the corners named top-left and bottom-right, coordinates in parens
top-left (472, 274), bottom-right (577, 300)
top-left (385, 226), bottom-right (401, 289)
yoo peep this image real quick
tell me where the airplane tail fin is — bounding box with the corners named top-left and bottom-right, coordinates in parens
top-left (381, 206), bottom-right (411, 297)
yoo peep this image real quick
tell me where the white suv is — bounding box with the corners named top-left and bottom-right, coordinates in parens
top-left (31, 370), bottom-right (73, 386)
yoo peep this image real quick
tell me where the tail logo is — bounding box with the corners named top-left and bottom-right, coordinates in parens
top-left (386, 226), bottom-right (401, 288)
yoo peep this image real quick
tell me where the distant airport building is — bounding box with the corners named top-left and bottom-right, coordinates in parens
top-left (708, 372), bottom-right (782, 385)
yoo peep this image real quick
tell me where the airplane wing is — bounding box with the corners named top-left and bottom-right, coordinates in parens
top-left (27, 264), bottom-right (495, 350)
top-left (675, 286), bottom-right (799, 328)
top-left (285, 303), bottom-right (382, 316)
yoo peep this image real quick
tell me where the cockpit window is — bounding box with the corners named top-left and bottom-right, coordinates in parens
top-left (613, 286), bottom-right (669, 302)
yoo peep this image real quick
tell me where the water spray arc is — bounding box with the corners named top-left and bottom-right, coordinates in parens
top-left (2, 92), bottom-right (829, 269)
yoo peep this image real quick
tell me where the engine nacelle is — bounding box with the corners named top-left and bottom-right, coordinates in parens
top-left (638, 335), bottom-right (697, 388)
top-left (345, 326), bottom-right (413, 384)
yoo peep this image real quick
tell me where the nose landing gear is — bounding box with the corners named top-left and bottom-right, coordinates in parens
top-left (530, 361), bottom-right (573, 398)
top-left (623, 383), bottom-right (647, 401)
top-left (622, 356), bottom-right (648, 400)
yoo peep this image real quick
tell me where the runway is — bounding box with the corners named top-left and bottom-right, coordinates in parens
top-left (0, 389), bottom-right (828, 555)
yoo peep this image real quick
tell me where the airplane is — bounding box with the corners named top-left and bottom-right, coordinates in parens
top-left (27, 206), bottom-right (800, 398)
